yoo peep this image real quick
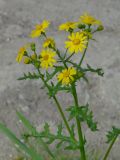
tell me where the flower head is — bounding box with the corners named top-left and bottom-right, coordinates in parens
top-left (59, 21), bottom-right (77, 31)
top-left (16, 47), bottom-right (26, 63)
top-left (40, 49), bottom-right (56, 69)
top-left (43, 37), bottom-right (55, 48)
top-left (65, 32), bottom-right (87, 53)
top-left (30, 20), bottom-right (50, 38)
top-left (80, 12), bottom-right (102, 25)
top-left (58, 67), bottom-right (76, 85)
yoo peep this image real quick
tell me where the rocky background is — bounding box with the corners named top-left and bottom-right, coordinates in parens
top-left (0, 0), bottom-right (120, 159)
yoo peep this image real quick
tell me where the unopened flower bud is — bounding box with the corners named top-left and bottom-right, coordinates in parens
top-left (31, 53), bottom-right (37, 60)
top-left (97, 25), bottom-right (104, 31)
top-left (30, 43), bottom-right (36, 52)
top-left (78, 24), bottom-right (86, 29)
top-left (24, 57), bottom-right (31, 64)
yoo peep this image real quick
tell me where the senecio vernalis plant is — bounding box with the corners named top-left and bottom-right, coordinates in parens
top-left (0, 12), bottom-right (120, 160)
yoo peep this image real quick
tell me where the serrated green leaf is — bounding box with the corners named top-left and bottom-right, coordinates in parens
top-left (18, 72), bottom-right (40, 80)
top-left (16, 112), bottom-right (55, 159)
top-left (57, 123), bottom-right (63, 136)
top-left (66, 104), bottom-right (98, 131)
top-left (86, 64), bottom-right (104, 77)
top-left (106, 126), bottom-right (120, 143)
top-left (44, 123), bottom-right (50, 134)
top-left (71, 124), bottom-right (75, 137)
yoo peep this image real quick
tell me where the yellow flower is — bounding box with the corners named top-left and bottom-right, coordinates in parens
top-left (43, 37), bottom-right (55, 48)
top-left (58, 67), bottom-right (76, 85)
top-left (30, 20), bottom-right (50, 38)
top-left (16, 47), bottom-right (26, 63)
top-left (80, 12), bottom-right (102, 25)
top-left (40, 49), bottom-right (56, 69)
top-left (59, 21), bottom-right (77, 31)
top-left (65, 32), bottom-right (87, 53)
top-left (24, 57), bottom-right (31, 64)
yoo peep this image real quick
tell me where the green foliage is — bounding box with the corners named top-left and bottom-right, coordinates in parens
top-left (18, 72), bottom-right (40, 80)
top-left (16, 112), bottom-right (55, 159)
top-left (106, 126), bottom-right (120, 143)
top-left (30, 43), bottom-right (36, 52)
top-left (0, 123), bottom-right (43, 160)
top-left (66, 104), bottom-right (98, 131)
top-left (79, 64), bottom-right (104, 77)
top-left (45, 66), bottom-right (63, 82)
top-left (86, 64), bottom-right (104, 76)
top-left (23, 122), bottom-right (78, 151)
top-left (1, 14), bottom-right (119, 160)
top-left (48, 82), bottom-right (71, 98)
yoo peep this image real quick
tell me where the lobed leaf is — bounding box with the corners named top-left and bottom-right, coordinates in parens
top-left (16, 112), bottom-right (55, 159)
top-left (66, 104), bottom-right (98, 131)
top-left (18, 72), bottom-right (40, 80)
top-left (106, 126), bottom-right (120, 143)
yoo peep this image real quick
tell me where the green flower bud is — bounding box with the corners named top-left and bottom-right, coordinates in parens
top-left (78, 24), bottom-right (86, 29)
top-left (97, 25), bottom-right (104, 31)
top-left (31, 53), bottom-right (37, 60)
top-left (30, 43), bottom-right (36, 52)
top-left (68, 28), bottom-right (73, 34)
top-left (24, 57), bottom-right (31, 64)
top-left (85, 28), bottom-right (92, 32)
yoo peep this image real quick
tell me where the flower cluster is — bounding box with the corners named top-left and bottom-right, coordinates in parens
top-left (1, 12), bottom-right (119, 160)
top-left (16, 12), bottom-right (103, 86)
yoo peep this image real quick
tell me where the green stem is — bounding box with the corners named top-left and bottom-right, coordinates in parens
top-left (53, 96), bottom-right (76, 141)
top-left (72, 84), bottom-right (86, 160)
top-left (79, 39), bottom-right (89, 66)
top-left (103, 135), bottom-right (118, 160)
top-left (56, 49), bottom-right (68, 68)
top-left (37, 68), bottom-right (75, 142)
top-left (65, 52), bottom-right (75, 62)
top-left (24, 132), bottom-right (75, 144)
top-left (63, 48), bottom-right (68, 59)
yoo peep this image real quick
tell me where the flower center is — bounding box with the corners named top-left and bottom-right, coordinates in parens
top-left (47, 39), bottom-right (51, 44)
top-left (86, 17), bottom-right (95, 24)
top-left (73, 39), bottom-right (80, 45)
top-left (43, 54), bottom-right (49, 60)
top-left (36, 24), bottom-right (43, 30)
top-left (63, 71), bottom-right (70, 78)
top-left (67, 22), bottom-right (73, 27)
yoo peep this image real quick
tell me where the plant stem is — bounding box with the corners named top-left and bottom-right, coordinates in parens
top-left (53, 96), bottom-right (75, 141)
top-left (79, 40), bottom-right (89, 66)
top-left (72, 84), bottom-right (86, 160)
top-left (103, 135), bottom-right (118, 160)
top-left (65, 52), bottom-right (75, 62)
top-left (37, 69), bottom-right (75, 142)
top-left (24, 132), bottom-right (75, 144)
top-left (57, 49), bottom-right (68, 68)
top-left (63, 48), bottom-right (68, 59)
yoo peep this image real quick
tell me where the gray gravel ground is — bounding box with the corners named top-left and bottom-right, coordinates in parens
top-left (0, 0), bottom-right (120, 159)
